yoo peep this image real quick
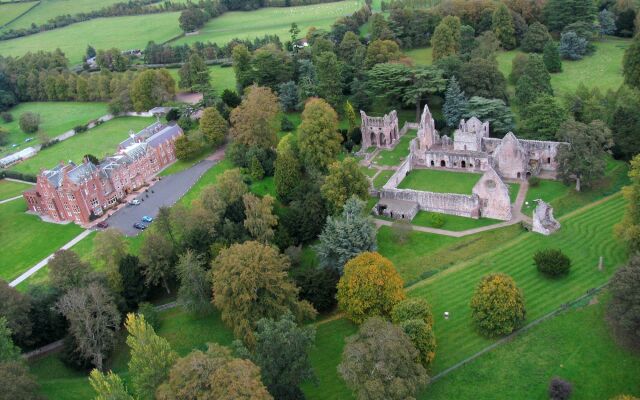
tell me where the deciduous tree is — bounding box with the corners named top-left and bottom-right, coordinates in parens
top-left (399, 319), bottom-right (436, 367)
top-left (391, 298), bottom-right (434, 327)
top-left (139, 232), bottom-right (176, 293)
top-left (94, 228), bottom-right (128, 292)
top-left (315, 52), bottom-right (343, 109)
top-left (459, 59), bottom-right (507, 100)
top-left (338, 317), bottom-right (428, 400)
top-left (230, 85), bottom-right (280, 149)
top-left (519, 94), bottom-right (567, 140)
top-left (298, 98), bottom-right (341, 172)
top-left (176, 250), bottom-right (211, 314)
top-left (130, 69), bottom-right (175, 112)
top-left (533, 249), bottom-right (572, 276)
top-left (119, 255), bottom-right (147, 311)
top-left (0, 360), bottom-right (41, 400)
top-left (432, 16), bottom-right (461, 62)
top-left (521, 22), bottom-right (550, 53)
top-left (492, 3), bottom-right (516, 49)
top-left (211, 241), bottom-right (316, 345)
top-left (89, 369), bottom-right (134, 400)
top-left (470, 273), bottom-right (526, 336)
top-left (623, 33), bottom-right (640, 90)
top-left (126, 313), bottom-right (177, 399)
top-left (0, 280), bottom-right (32, 346)
top-left (199, 107), bottom-right (227, 146)
top-left (321, 157), bottom-right (369, 214)
top-left (616, 155), bottom-right (640, 252)
top-left (607, 255), bottom-right (640, 350)
top-left (243, 193), bottom-right (278, 243)
top-left (274, 134), bottom-right (301, 204)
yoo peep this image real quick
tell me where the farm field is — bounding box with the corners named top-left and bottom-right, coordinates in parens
top-left (0, 1), bottom-right (37, 27)
top-left (425, 297), bottom-right (640, 399)
top-left (10, 116), bottom-right (154, 176)
top-left (2, 0), bottom-right (129, 31)
top-left (398, 168), bottom-right (481, 193)
top-left (172, 0), bottom-right (363, 47)
top-left (0, 179), bottom-right (32, 200)
top-left (0, 102), bottom-right (109, 155)
top-left (0, 12), bottom-right (182, 65)
top-left (0, 199), bottom-right (83, 282)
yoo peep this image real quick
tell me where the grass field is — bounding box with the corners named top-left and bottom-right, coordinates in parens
top-left (425, 296), bottom-right (640, 399)
top-left (0, 102), bottom-right (109, 155)
top-left (398, 168), bottom-right (481, 194)
top-left (0, 12), bottom-right (182, 65)
top-left (372, 169), bottom-right (394, 188)
top-left (0, 199), bottom-right (83, 281)
top-left (372, 130), bottom-right (416, 166)
top-left (167, 65), bottom-right (237, 93)
top-left (412, 211), bottom-right (501, 231)
top-left (0, 1), bottom-right (37, 27)
top-left (0, 179), bottom-right (32, 200)
top-left (173, 0), bottom-right (362, 47)
top-left (10, 117), bottom-right (154, 176)
top-left (2, 0), bottom-right (129, 31)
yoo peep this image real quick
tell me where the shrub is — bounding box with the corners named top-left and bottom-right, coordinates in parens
top-left (559, 31), bottom-right (587, 60)
top-left (549, 377), bottom-right (572, 400)
top-left (1, 112), bottom-right (13, 122)
top-left (400, 319), bottom-right (436, 367)
top-left (470, 273), bottom-right (526, 336)
top-left (391, 298), bottom-right (434, 327)
top-left (19, 112), bottom-right (40, 134)
top-left (528, 176), bottom-right (540, 187)
top-left (534, 249), bottom-right (571, 276)
top-left (337, 252), bottom-right (406, 323)
top-left (430, 213), bottom-right (445, 228)
top-left (280, 115), bottom-right (294, 132)
top-left (74, 124), bottom-right (88, 133)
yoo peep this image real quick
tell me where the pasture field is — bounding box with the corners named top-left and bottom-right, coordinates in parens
top-left (425, 297), bottom-right (640, 399)
top-left (0, 199), bottom-right (83, 281)
top-left (0, 102), bottom-right (109, 155)
top-left (0, 13), bottom-right (182, 65)
top-left (398, 168), bottom-right (481, 193)
top-left (2, 0), bottom-right (129, 31)
top-left (0, 1), bottom-right (37, 27)
top-left (172, 1), bottom-right (362, 47)
top-left (0, 179), bottom-right (32, 200)
top-left (10, 117), bottom-right (154, 176)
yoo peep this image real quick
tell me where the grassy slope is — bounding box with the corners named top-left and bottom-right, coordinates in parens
top-left (11, 117), bottom-right (154, 175)
top-left (3, 0), bottom-right (128, 31)
top-left (0, 102), bottom-right (109, 156)
top-left (0, 12), bottom-right (182, 65)
top-left (412, 210), bottom-right (501, 231)
top-left (372, 130), bottom-right (416, 166)
top-left (425, 297), bottom-right (640, 400)
top-left (0, 179), bottom-right (32, 200)
top-left (0, 1), bottom-right (37, 26)
top-left (398, 168), bottom-right (481, 193)
top-left (173, 0), bottom-right (362, 46)
top-left (0, 199), bottom-right (83, 281)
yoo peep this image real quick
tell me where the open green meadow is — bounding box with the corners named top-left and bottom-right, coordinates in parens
top-left (2, 0), bottom-right (130, 31)
top-left (0, 199), bottom-right (83, 282)
top-left (371, 130), bottom-right (416, 166)
top-left (412, 210), bottom-right (501, 231)
top-left (167, 65), bottom-right (237, 93)
top-left (398, 168), bottom-right (481, 193)
top-left (0, 1), bottom-right (37, 27)
top-left (173, 0), bottom-right (363, 47)
top-left (372, 169), bottom-right (394, 188)
top-left (10, 116), bottom-right (154, 176)
top-left (0, 12), bottom-right (182, 65)
top-left (0, 102), bottom-right (109, 155)
top-left (425, 297), bottom-right (640, 399)
top-left (0, 179), bottom-right (32, 200)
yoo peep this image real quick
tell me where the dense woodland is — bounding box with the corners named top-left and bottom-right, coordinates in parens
top-left (2, 0), bottom-right (640, 399)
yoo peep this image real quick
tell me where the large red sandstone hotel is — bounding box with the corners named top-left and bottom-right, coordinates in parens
top-left (23, 122), bottom-right (183, 224)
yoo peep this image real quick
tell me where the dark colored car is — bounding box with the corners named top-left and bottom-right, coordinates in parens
top-left (133, 222), bottom-right (147, 230)
top-left (96, 221), bottom-right (109, 229)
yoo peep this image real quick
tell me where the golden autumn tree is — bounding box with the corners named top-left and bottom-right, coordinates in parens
top-left (470, 273), bottom-right (526, 337)
top-left (337, 252), bottom-right (406, 324)
top-left (229, 85), bottom-right (280, 149)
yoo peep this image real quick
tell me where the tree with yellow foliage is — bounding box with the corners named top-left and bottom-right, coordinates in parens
top-left (470, 273), bottom-right (526, 336)
top-left (337, 252), bottom-right (405, 324)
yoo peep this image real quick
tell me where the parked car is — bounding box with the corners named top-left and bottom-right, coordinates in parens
top-left (129, 199), bottom-right (141, 205)
top-left (96, 221), bottom-right (109, 229)
top-left (133, 222), bottom-right (147, 230)
top-left (141, 215), bottom-right (153, 223)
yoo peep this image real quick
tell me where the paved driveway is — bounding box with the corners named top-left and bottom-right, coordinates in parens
top-left (106, 159), bottom-right (215, 236)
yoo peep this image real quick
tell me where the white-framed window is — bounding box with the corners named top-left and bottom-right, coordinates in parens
top-left (67, 193), bottom-right (75, 201)
top-left (72, 204), bottom-right (80, 213)
top-left (90, 198), bottom-right (99, 208)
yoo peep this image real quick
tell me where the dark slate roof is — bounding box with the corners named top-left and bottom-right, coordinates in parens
top-left (67, 162), bottom-right (98, 184)
top-left (146, 124), bottom-right (182, 148)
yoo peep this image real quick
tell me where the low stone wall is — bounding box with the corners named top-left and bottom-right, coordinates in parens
top-left (380, 188), bottom-right (480, 218)
top-left (383, 157), bottom-right (412, 190)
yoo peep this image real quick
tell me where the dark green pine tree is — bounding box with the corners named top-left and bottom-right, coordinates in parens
top-left (443, 76), bottom-right (467, 127)
top-left (119, 255), bottom-right (147, 311)
top-left (543, 41), bottom-right (562, 73)
top-left (623, 34), bottom-right (640, 90)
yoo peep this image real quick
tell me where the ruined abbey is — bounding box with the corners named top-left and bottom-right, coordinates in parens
top-left (365, 104), bottom-right (568, 223)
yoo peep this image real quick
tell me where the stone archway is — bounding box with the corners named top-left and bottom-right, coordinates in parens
top-left (440, 160), bottom-right (446, 167)
top-left (430, 160), bottom-right (435, 166)
top-left (461, 160), bottom-right (466, 168)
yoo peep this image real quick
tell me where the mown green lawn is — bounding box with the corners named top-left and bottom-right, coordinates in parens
top-left (0, 199), bottom-right (83, 281)
top-left (372, 169), bottom-right (394, 188)
top-left (0, 102), bottom-right (109, 156)
top-left (0, 179), bottom-right (32, 200)
top-left (371, 130), bottom-right (416, 166)
top-left (425, 296), bottom-right (640, 400)
top-left (173, 0), bottom-right (363, 47)
top-left (0, 13), bottom-right (182, 65)
top-left (2, 0), bottom-right (129, 31)
top-left (412, 211), bottom-right (501, 231)
top-left (398, 168), bottom-right (481, 194)
top-left (523, 158), bottom-right (628, 217)
top-left (0, 1), bottom-right (36, 26)
top-left (11, 117), bottom-right (153, 176)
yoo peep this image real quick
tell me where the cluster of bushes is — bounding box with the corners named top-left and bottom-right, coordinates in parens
top-left (1, 169), bottom-right (36, 182)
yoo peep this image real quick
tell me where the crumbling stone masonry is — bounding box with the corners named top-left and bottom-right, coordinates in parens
top-left (532, 199), bottom-right (561, 235)
top-left (360, 110), bottom-right (399, 149)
